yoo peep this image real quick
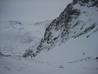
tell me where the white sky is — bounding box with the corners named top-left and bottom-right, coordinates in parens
top-left (0, 0), bottom-right (72, 23)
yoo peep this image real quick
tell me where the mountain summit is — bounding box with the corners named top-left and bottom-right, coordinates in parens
top-left (23, 0), bottom-right (98, 57)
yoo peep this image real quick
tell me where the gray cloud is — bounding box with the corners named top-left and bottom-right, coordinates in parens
top-left (0, 0), bottom-right (72, 22)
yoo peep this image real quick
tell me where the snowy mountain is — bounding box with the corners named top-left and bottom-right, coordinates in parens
top-left (0, 0), bottom-right (98, 74)
top-left (23, 0), bottom-right (98, 57)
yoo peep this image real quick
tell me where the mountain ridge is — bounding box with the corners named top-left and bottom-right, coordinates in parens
top-left (23, 0), bottom-right (98, 57)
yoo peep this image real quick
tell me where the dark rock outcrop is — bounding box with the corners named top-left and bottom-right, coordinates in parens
top-left (23, 0), bottom-right (98, 58)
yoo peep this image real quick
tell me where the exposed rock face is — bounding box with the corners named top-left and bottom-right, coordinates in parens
top-left (73, 0), bottom-right (98, 7)
top-left (23, 0), bottom-right (98, 57)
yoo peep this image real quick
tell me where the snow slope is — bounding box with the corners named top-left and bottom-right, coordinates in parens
top-left (0, 0), bottom-right (98, 74)
top-left (0, 29), bottom-right (98, 74)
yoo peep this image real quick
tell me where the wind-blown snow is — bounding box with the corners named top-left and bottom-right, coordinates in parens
top-left (0, 20), bottom-right (51, 56)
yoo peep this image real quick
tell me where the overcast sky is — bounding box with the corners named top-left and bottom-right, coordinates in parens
top-left (0, 0), bottom-right (72, 23)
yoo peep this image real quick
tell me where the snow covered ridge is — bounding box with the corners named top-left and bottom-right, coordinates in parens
top-left (23, 0), bottom-right (98, 57)
top-left (73, 0), bottom-right (98, 7)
